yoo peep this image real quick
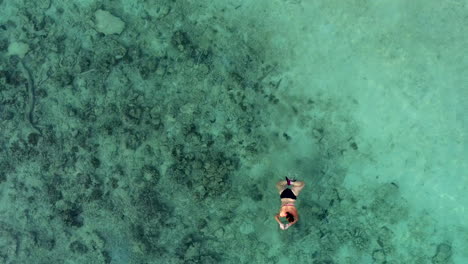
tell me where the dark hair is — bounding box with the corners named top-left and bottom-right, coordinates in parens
top-left (285, 212), bottom-right (294, 223)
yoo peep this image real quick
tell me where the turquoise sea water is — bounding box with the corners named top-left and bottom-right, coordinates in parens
top-left (0, 0), bottom-right (467, 263)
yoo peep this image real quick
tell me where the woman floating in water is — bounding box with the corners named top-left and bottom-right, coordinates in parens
top-left (274, 176), bottom-right (305, 230)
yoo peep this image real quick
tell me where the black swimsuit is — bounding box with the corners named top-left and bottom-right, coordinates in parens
top-left (280, 188), bottom-right (297, 200)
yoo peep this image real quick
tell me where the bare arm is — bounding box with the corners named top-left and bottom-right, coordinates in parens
top-left (274, 214), bottom-right (282, 224)
top-left (290, 217), bottom-right (299, 226)
top-left (284, 216), bottom-right (298, 229)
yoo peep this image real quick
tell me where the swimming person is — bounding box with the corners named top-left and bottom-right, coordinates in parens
top-left (274, 177), bottom-right (305, 230)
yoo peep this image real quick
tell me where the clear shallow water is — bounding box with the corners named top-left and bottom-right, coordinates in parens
top-left (0, 0), bottom-right (467, 263)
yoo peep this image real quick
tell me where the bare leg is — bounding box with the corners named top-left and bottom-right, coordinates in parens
top-left (291, 181), bottom-right (305, 197)
top-left (276, 181), bottom-right (288, 194)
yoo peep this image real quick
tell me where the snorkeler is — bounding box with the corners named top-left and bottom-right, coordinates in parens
top-left (274, 177), bottom-right (305, 230)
